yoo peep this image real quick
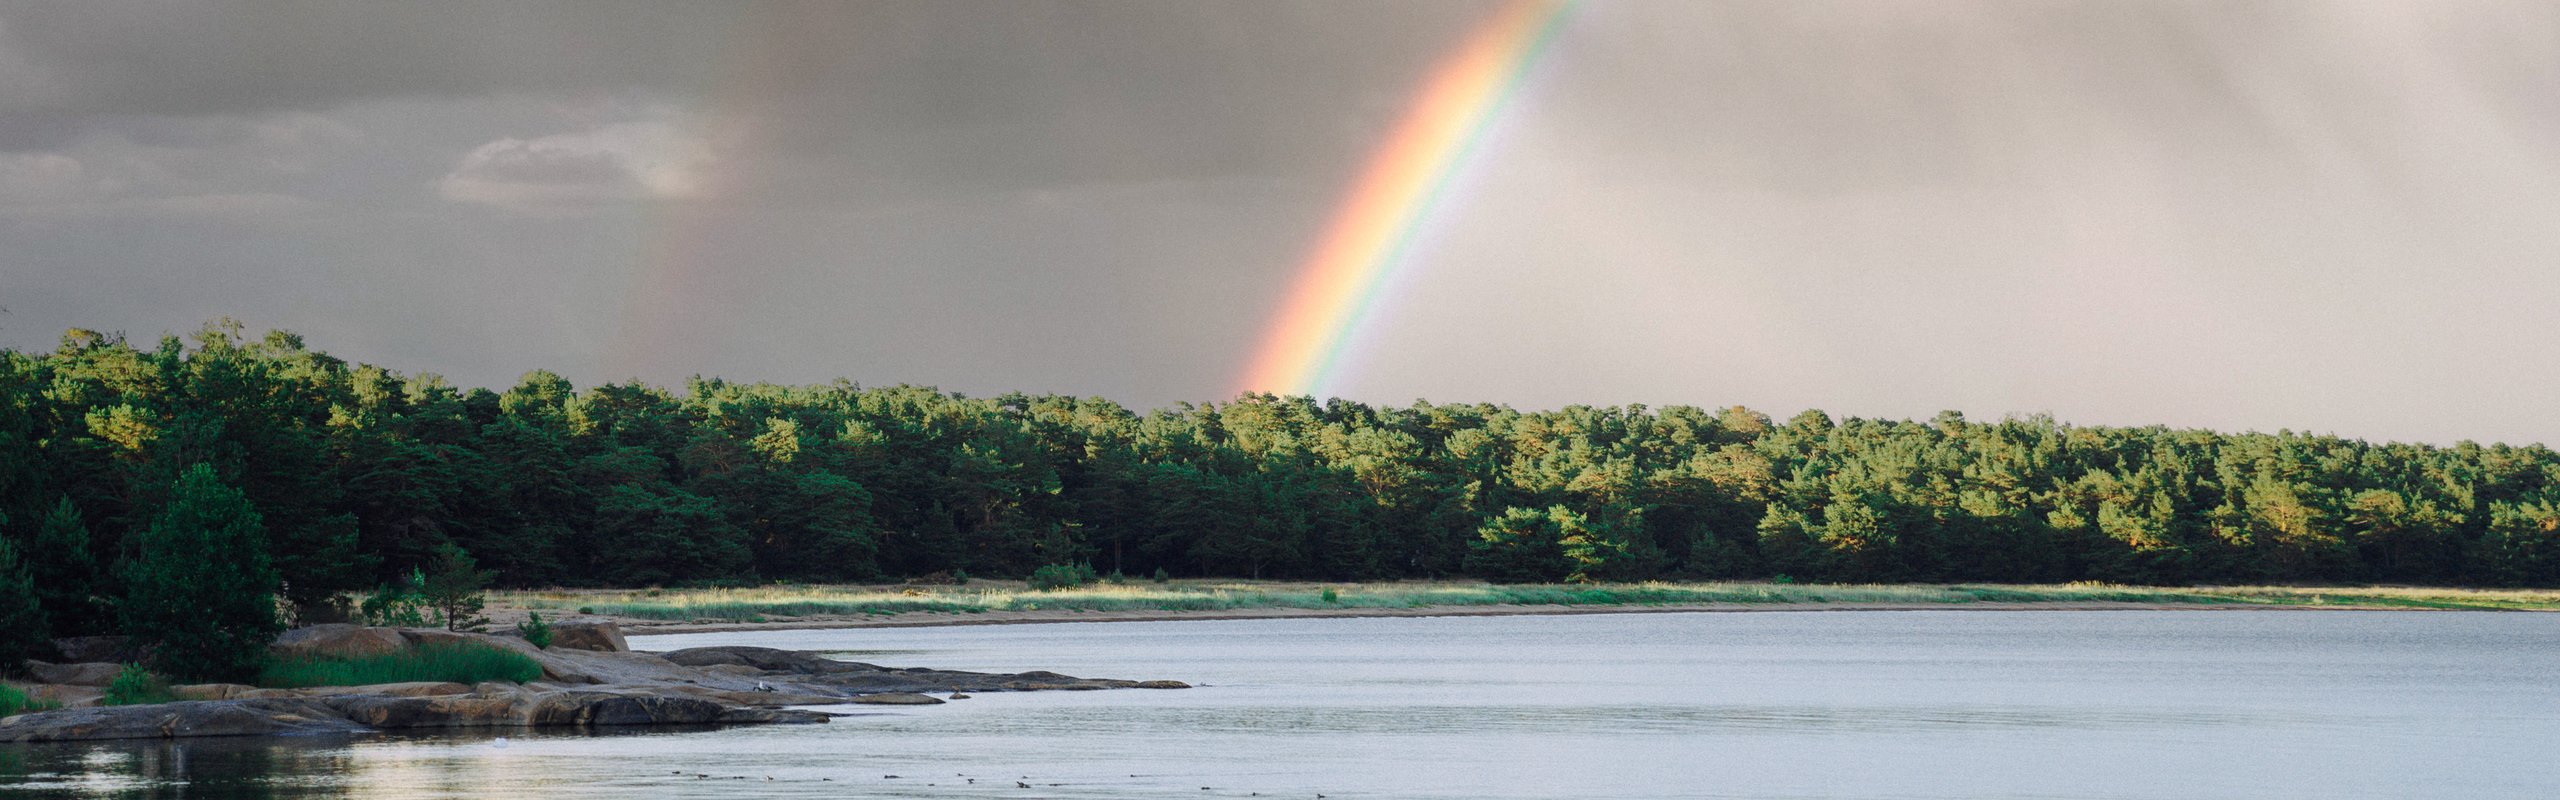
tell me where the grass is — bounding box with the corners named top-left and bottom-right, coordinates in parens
top-left (256, 641), bottom-right (542, 689)
top-left (0, 683), bottom-right (61, 716)
top-left (492, 580), bottom-right (2560, 624)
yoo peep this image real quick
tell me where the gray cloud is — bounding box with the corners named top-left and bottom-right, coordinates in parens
top-left (3, 1), bottom-right (2559, 445)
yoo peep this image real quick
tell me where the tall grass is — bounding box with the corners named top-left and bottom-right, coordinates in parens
top-left (0, 684), bottom-right (60, 716)
top-left (493, 580), bottom-right (2560, 623)
top-left (257, 641), bottom-right (542, 688)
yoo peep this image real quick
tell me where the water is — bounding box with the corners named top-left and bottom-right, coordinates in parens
top-left (4, 610), bottom-right (2556, 798)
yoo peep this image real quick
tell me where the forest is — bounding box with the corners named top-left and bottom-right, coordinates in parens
top-left (6, 321), bottom-right (2560, 629)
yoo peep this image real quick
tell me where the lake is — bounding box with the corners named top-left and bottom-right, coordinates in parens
top-left (4, 609), bottom-right (2556, 798)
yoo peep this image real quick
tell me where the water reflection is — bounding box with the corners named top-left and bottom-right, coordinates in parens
top-left (0, 727), bottom-right (727, 799)
top-left (4, 611), bottom-right (2556, 799)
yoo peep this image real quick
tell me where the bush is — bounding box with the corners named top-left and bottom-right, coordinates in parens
top-left (1321, 587), bottom-right (1340, 603)
top-left (1152, 567), bottom-right (1170, 583)
top-left (577, 606), bottom-right (595, 615)
top-left (517, 612), bottom-right (554, 649)
top-left (102, 665), bottom-right (174, 706)
top-left (256, 641), bottom-right (542, 688)
top-left (359, 570), bottom-right (433, 628)
top-left (359, 546), bottom-right (494, 632)
top-left (1026, 562), bottom-right (1100, 591)
top-left (121, 465), bottom-right (282, 683)
top-left (0, 683), bottom-right (59, 717)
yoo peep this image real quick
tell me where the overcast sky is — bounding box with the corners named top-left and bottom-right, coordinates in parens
top-left (4, 1), bottom-right (2557, 445)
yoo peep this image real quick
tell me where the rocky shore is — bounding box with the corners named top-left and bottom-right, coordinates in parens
top-left (0, 622), bottom-right (1185, 743)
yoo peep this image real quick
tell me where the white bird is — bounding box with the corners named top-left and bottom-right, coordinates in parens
top-left (754, 681), bottom-right (776, 692)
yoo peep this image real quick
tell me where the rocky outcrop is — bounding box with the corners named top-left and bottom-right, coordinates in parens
top-left (847, 692), bottom-right (944, 705)
top-left (547, 620), bottom-right (629, 653)
top-left (0, 688), bottom-right (831, 743)
top-left (0, 628), bottom-right (1181, 743)
top-left (657, 646), bottom-right (1194, 693)
top-left (0, 698), bottom-right (372, 742)
top-left (26, 662), bottom-right (123, 687)
top-left (271, 624), bottom-right (409, 661)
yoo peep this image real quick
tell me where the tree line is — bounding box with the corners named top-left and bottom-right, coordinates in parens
top-left (5, 320), bottom-right (2558, 633)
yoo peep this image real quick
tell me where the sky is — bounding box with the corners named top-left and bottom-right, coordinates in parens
top-left (3, 0), bottom-right (2557, 445)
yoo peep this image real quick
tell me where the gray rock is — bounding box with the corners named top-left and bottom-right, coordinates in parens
top-left (716, 707), bottom-right (833, 724)
top-left (849, 693), bottom-right (944, 705)
top-left (47, 636), bottom-right (137, 664)
top-left (658, 646), bottom-right (878, 675)
top-left (548, 620), bottom-right (629, 653)
top-left (0, 699), bottom-right (371, 742)
top-left (170, 683), bottom-right (259, 701)
top-left (26, 662), bottom-right (125, 687)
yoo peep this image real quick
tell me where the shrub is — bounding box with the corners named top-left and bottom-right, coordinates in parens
top-left (1026, 562), bottom-right (1100, 591)
top-left (1152, 567), bottom-right (1170, 583)
top-left (256, 641), bottom-right (541, 688)
top-left (121, 465), bottom-right (282, 683)
top-left (516, 612), bottom-right (554, 649)
top-left (102, 664), bottom-right (174, 706)
top-left (577, 606), bottom-right (595, 615)
top-left (359, 570), bottom-right (432, 628)
top-left (1321, 587), bottom-right (1340, 603)
top-left (951, 568), bottom-right (970, 586)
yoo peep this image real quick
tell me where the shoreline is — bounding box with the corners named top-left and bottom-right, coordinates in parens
top-left (618, 599), bottom-right (2457, 637)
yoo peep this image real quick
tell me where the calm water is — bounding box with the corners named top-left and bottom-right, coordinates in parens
top-left (4, 610), bottom-right (2556, 799)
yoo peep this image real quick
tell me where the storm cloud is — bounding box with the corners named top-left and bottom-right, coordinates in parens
top-left (4, 1), bottom-right (2557, 445)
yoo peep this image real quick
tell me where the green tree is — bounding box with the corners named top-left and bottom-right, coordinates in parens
top-left (122, 464), bottom-right (281, 682)
top-left (421, 543), bottom-right (494, 631)
top-left (1467, 506), bottom-right (1572, 583)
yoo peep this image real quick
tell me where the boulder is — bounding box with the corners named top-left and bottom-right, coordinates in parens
top-left (271, 625), bottom-right (409, 661)
top-left (26, 662), bottom-right (124, 687)
top-left (321, 694), bottom-right (531, 728)
top-left (849, 693), bottom-right (944, 705)
top-left (17, 683), bottom-right (102, 709)
top-left (548, 620), bottom-right (628, 653)
top-left (47, 636), bottom-right (138, 664)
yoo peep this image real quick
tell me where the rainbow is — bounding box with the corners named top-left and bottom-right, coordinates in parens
top-left (1236, 0), bottom-right (1577, 397)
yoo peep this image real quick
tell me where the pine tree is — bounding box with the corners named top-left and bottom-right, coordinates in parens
top-left (122, 464), bottom-right (282, 682)
top-left (31, 498), bottom-right (109, 636)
